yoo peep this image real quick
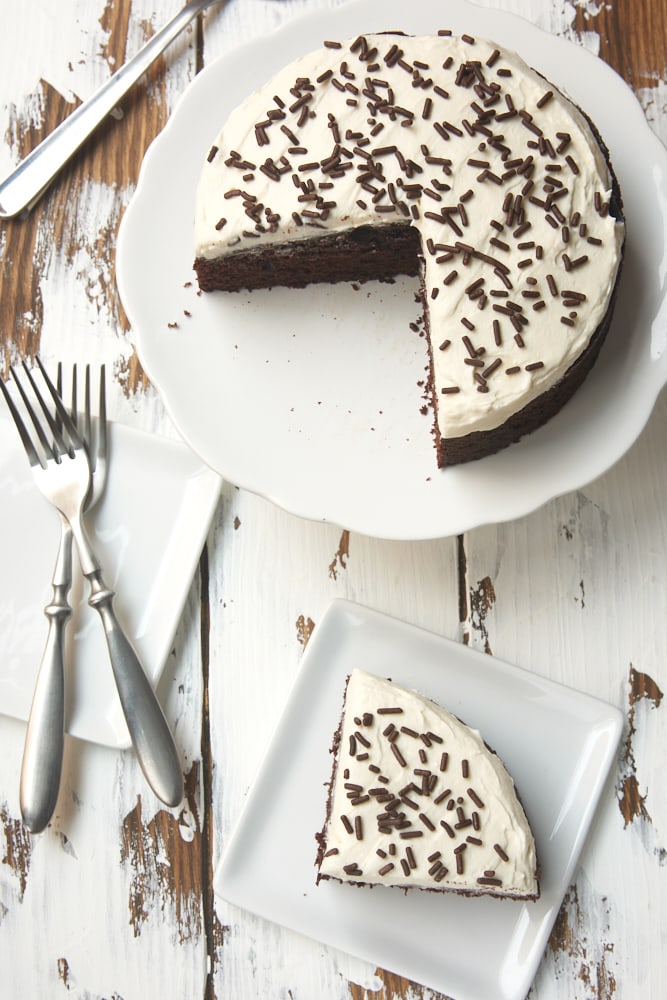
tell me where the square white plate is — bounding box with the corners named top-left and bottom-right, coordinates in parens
top-left (215, 599), bottom-right (622, 1000)
top-left (0, 412), bottom-right (221, 748)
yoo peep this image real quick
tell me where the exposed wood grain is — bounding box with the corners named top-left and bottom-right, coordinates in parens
top-left (617, 666), bottom-right (664, 831)
top-left (121, 765), bottom-right (204, 942)
top-left (198, 545), bottom-right (227, 1000)
top-left (574, 0), bottom-right (667, 87)
top-left (329, 529), bottom-right (351, 579)
top-left (351, 970), bottom-right (436, 1000)
top-left (0, 802), bottom-right (32, 901)
top-left (547, 883), bottom-right (617, 999)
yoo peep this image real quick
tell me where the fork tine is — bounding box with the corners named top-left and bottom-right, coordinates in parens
top-left (55, 361), bottom-right (65, 440)
top-left (84, 365), bottom-right (92, 463)
top-left (13, 362), bottom-right (65, 462)
top-left (54, 362), bottom-right (79, 437)
top-left (70, 363), bottom-right (78, 429)
top-left (0, 374), bottom-right (43, 468)
top-left (97, 364), bottom-right (107, 463)
top-left (17, 361), bottom-right (69, 460)
top-left (33, 356), bottom-right (85, 453)
top-left (82, 363), bottom-right (107, 472)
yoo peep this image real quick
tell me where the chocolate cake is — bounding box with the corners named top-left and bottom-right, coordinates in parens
top-left (315, 669), bottom-right (539, 899)
top-left (193, 31), bottom-right (624, 467)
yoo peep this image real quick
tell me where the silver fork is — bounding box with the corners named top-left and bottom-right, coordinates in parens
top-left (0, 359), bottom-right (184, 810)
top-left (17, 364), bottom-right (108, 832)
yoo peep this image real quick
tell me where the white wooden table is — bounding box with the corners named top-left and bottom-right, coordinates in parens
top-left (1, 1), bottom-right (665, 997)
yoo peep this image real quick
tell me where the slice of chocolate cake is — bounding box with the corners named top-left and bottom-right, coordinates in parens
top-left (315, 669), bottom-right (539, 899)
top-left (194, 31), bottom-right (624, 467)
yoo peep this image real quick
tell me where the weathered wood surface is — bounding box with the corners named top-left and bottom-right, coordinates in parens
top-left (1, 1), bottom-right (665, 998)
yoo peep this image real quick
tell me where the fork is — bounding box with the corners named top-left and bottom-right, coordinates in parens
top-left (0, 359), bottom-right (184, 809)
top-left (17, 365), bottom-right (107, 832)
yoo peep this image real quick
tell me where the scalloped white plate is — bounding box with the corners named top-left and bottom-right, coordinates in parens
top-left (215, 600), bottom-right (623, 1000)
top-left (117, 0), bottom-right (667, 540)
top-left (0, 414), bottom-right (221, 748)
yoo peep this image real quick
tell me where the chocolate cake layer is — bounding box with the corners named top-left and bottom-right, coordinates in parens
top-left (195, 223), bottom-right (422, 292)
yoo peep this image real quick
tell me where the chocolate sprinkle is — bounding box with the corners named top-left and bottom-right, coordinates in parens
top-left (467, 788), bottom-right (485, 808)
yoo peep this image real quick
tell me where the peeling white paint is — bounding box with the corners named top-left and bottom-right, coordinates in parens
top-left (0, 0), bottom-right (111, 175)
top-left (178, 782), bottom-right (199, 845)
top-left (0, 1), bottom-right (196, 178)
top-left (637, 78), bottom-right (667, 143)
top-left (0, 0), bottom-right (111, 106)
top-left (470, 0), bottom-right (601, 52)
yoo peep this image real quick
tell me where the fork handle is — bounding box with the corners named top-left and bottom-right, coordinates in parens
top-left (20, 522), bottom-right (73, 833)
top-left (68, 515), bottom-right (183, 806)
top-left (19, 586), bottom-right (70, 833)
top-left (86, 571), bottom-right (184, 807)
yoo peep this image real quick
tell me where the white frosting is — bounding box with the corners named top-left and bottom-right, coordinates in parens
top-left (317, 669), bottom-right (538, 898)
top-left (194, 32), bottom-right (624, 442)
